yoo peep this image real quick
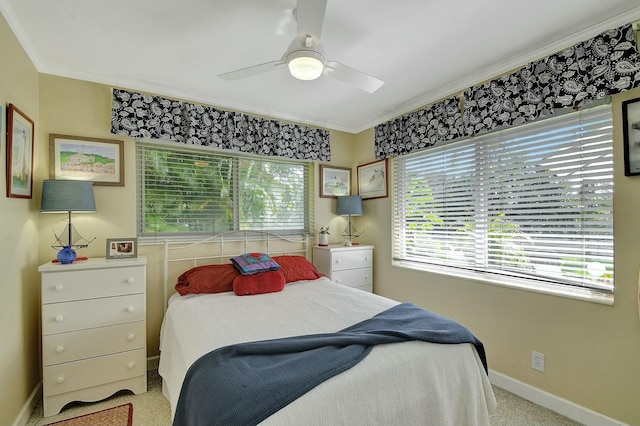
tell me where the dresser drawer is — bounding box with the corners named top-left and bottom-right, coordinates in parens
top-left (43, 321), bottom-right (145, 366)
top-left (43, 348), bottom-right (146, 397)
top-left (331, 249), bottom-right (373, 272)
top-left (42, 266), bottom-right (145, 304)
top-left (332, 268), bottom-right (372, 289)
top-left (351, 283), bottom-right (373, 292)
top-left (42, 294), bottom-right (145, 335)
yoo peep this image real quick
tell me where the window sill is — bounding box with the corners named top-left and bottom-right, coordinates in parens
top-left (392, 260), bottom-right (614, 305)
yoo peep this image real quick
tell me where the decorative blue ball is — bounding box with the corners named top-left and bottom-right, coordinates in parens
top-left (57, 246), bottom-right (77, 264)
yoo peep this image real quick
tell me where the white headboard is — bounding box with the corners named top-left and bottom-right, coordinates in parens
top-left (163, 231), bottom-right (311, 309)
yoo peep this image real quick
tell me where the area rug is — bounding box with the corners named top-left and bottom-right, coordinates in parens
top-left (44, 403), bottom-right (133, 426)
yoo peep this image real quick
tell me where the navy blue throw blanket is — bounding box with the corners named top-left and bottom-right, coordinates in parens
top-left (173, 303), bottom-right (487, 426)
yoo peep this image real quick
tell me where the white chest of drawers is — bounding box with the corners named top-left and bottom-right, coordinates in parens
top-left (38, 256), bottom-right (147, 417)
top-left (312, 245), bottom-right (374, 292)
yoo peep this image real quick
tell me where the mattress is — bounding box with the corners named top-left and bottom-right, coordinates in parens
top-left (158, 277), bottom-right (496, 425)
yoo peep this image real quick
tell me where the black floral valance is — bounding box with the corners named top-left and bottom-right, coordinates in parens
top-left (374, 96), bottom-right (463, 159)
top-left (462, 62), bottom-right (557, 137)
top-left (111, 89), bottom-right (331, 161)
top-left (376, 22), bottom-right (640, 158)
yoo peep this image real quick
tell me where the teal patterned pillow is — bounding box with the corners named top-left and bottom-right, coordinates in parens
top-left (230, 252), bottom-right (281, 275)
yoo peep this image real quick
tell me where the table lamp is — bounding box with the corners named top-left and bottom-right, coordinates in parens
top-left (40, 179), bottom-right (97, 264)
top-left (337, 195), bottom-right (363, 246)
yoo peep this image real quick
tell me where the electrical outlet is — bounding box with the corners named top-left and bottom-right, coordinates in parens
top-left (532, 351), bottom-right (545, 372)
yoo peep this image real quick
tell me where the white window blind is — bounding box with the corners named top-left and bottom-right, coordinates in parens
top-left (136, 142), bottom-right (312, 238)
top-left (392, 105), bottom-right (614, 292)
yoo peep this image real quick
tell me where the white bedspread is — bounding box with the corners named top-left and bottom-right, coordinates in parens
top-left (158, 277), bottom-right (496, 425)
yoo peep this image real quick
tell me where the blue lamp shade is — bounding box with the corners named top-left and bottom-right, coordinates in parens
top-left (40, 179), bottom-right (97, 213)
top-left (336, 195), bottom-right (363, 216)
top-left (337, 195), bottom-right (363, 246)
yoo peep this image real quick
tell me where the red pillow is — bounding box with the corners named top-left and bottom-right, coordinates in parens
top-left (271, 256), bottom-right (324, 283)
top-left (175, 264), bottom-right (240, 295)
top-left (233, 271), bottom-right (286, 296)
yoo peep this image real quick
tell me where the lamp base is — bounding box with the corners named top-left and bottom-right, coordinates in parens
top-left (57, 246), bottom-right (77, 264)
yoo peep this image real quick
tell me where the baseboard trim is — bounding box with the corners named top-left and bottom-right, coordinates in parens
top-left (489, 370), bottom-right (628, 426)
top-left (147, 355), bottom-right (159, 370)
top-left (12, 382), bottom-right (41, 426)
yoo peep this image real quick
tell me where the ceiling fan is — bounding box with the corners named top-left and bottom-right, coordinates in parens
top-left (218, 0), bottom-right (385, 93)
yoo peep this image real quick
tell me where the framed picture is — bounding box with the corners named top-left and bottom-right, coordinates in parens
top-left (622, 97), bottom-right (640, 176)
top-left (50, 134), bottom-right (125, 186)
top-left (319, 164), bottom-right (351, 198)
top-left (357, 159), bottom-right (388, 199)
top-left (6, 104), bottom-right (35, 198)
top-left (106, 238), bottom-right (138, 259)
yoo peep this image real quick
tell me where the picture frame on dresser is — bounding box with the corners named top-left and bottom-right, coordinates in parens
top-left (6, 103), bottom-right (35, 199)
top-left (106, 238), bottom-right (138, 259)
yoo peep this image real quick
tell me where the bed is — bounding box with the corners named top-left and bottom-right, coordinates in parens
top-left (158, 232), bottom-right (496, 425)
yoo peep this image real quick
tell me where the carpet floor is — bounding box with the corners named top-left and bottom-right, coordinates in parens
top-left (28, 369), bottom-right (582, 425)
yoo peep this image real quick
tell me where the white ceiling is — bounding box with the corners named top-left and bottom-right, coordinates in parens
top-left (3, 1), bottom-right (640, 134)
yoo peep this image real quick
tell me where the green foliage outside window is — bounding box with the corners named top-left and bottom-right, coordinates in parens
top-left (138, 143), bottom-right (310, 236)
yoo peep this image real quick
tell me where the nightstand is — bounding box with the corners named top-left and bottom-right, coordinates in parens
top-left (312, 245), bottom-right (373, 292)
top-left (38, 256), bottom-right (147, 417)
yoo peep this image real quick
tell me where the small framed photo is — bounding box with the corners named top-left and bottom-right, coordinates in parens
top-left (622, 97), bottom-right (640, 176)
top-left (6, 104), bottom-right (35, 198)
top-left (106, 238), bottom-right (138, 259)
top-left (319, 164), bottom-right (351, 198)
top-left (50, 134), bottom-right (125, 186)
top-left (357, 159), bottom-right (388, 199)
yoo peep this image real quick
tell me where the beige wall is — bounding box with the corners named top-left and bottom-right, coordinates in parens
top-left (0, 12), bottom-right (42, 426)
top-left (5, 10), bottom-right (640, 424)
top-left (353, 92), bottom-right (640, 424)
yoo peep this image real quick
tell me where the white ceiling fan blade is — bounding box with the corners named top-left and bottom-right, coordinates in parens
top-left (296, 0), bottom-right (327, 40)
top-left (218, 60), bottom-right (286, 80)
top-left (324, 61), bottom-right (385, 93)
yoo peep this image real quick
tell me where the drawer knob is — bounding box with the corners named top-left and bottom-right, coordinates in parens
top-left (127, 277), bottom-right (135, 284)
top-left (55, 315), bottom-right (64, 322)
top-left (128, 362), bottom-right (135, 369)
top-left (335, 278), bottom-right (342, 283)
top-left (336, 259), bottom-right (341, 264)
top-left (56, 345), bottom-right (64, 353)
top-left (57, 376), bottom-right (65, 384)
top-left (54, 284), bottom-right (63, 291)
top-left (127, 306), bottom-right (135, 313)
top-left (365, 256), bottom-right (370, 261)
top-left (128, 334), bottom-right (135, 341)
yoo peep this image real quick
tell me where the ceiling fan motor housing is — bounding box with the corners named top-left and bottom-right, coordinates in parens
top-left (286, 48), bottom-right (326, 80)
top-left (285, 35), bottom-right (327, 80)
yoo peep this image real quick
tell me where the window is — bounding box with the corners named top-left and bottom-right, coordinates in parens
top-left (136, 141), bottom-right (312, 239)
top-left (392, 105), bottom-right (614, 294)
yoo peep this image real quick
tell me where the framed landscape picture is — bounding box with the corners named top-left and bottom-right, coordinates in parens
top-left (6, 104), bottom-right (35, 198)
top-left (357, 159), bottom-right (388, 199)
top-left (49, 134), bottom-right (124, 186)
top-left (319, 165), bottom-right (351, 198)
top-left (622, 97), bottom-right (640, 176)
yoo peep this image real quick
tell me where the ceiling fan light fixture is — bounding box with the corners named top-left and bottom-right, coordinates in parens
top-left (286, 50), bottom-right (325, 81)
